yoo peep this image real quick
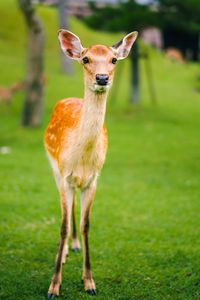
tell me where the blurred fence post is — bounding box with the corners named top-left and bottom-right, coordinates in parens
top-left (130, 42), bottom-right (140, 104)
top-left (110, 62), bottom-right (124, 104)
top-left (143, 50), bottom-right (157, 105)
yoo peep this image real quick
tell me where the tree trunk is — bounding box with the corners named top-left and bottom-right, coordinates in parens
top-left (18, 0), bottom-right (45, 127)
top-left (58, 0), bottom-right (73, 74)
top-left (130, 42), bottom-right (140, 104)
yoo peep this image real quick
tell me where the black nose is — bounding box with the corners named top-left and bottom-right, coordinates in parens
top-left (96, 74), bottom-right (109, 86)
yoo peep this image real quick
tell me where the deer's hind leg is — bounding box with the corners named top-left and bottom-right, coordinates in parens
top-left (47, 179), bottom-right (74, 298)
top-left (71, 194), bottom-right (81, 252)
top-left (80, 180), bottom-right (97, 295)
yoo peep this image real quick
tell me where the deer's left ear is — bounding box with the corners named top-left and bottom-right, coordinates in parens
top-left (112, 31), bottom-right (138, 60)
top-left (58, 29), bottom-right (85, 61)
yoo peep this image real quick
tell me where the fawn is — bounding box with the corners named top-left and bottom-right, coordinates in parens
top-left (44, 29), bottom-right (138, 298)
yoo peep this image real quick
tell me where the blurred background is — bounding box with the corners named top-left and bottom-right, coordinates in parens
top-left (0, 1), bottom-right (200, 299)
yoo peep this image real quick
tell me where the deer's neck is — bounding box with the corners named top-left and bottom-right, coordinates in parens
top-left (77, 87), bottom-right (108, 144)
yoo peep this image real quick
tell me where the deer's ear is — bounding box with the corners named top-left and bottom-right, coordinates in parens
top-left (112, 31), bottom-right (138, 60)
top-left (58, 30), bottom-right (85, 61)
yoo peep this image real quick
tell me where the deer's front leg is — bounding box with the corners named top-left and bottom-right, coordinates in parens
top-left (80, 180), bottom-right (97, 295)
top-left (47, 180), bottom-right (74, 299)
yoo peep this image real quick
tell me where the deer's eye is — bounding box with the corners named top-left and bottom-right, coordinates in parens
top-left (112, 57), bottom-right (117, 64)
top-left (83, 56), bottom-right (89, 64)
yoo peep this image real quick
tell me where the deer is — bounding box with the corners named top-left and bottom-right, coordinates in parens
top-left (165, 48), bottom-right (185, 63)
top-left (44, 29), bottom-right (138, 299)
top-left (0, 76), bottom-right (46, 105)
top-left (0, 81), bottom-right (25, 104)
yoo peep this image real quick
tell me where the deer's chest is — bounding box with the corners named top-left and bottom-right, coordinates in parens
top-left (63, 137), bottom-right (106, 189)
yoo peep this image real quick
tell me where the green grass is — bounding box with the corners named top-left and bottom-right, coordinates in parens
top-left (0, 1), bottom-right (200, 300)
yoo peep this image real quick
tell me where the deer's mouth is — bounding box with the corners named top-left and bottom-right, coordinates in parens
top-left (90, 83), bottom-right (111, 93)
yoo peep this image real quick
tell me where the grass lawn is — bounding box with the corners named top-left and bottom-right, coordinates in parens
top-left (0, 1), bottom-right (200, 299)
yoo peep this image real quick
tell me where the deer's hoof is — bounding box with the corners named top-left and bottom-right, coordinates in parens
top-left (47, 292), bottom-right (58, 299)
top-left (86, 289), bottom-right (97, 295)
top-left (72, 247), bottom-right (80, 252)
top-left (71, 238), bottom-right (81, 252)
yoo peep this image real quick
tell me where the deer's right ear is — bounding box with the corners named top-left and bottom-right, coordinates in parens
top-left (58, 30), bottom-right (85, 61)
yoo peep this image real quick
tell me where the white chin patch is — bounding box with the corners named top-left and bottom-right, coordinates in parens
top-left (90, 84), bottom-right (110, 93)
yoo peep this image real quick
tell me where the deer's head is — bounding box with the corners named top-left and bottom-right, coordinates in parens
top-left (58, 30), bottom-right (138, 93)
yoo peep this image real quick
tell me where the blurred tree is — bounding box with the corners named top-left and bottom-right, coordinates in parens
top-left (18, 0), bottom-right (45, 127)
top-left (85, 0), bottom-right (158, 104)
top-left (159, 0), bottom-right (200, 34)
top-left (58, 0), bottom-right (74, 74)
top-left (159, 0), bottom-right (200, 60)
